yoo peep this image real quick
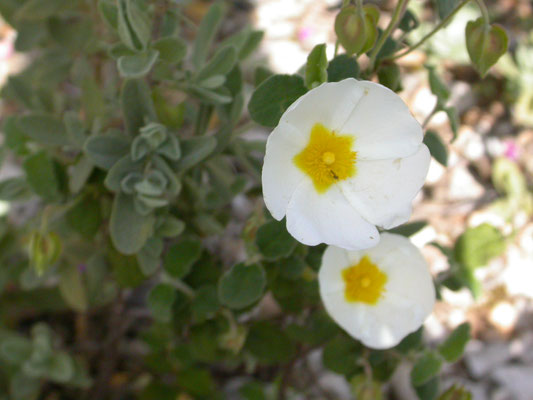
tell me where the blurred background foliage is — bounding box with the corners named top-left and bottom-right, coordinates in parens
top-left (0, 0), bottom-right (530, 399)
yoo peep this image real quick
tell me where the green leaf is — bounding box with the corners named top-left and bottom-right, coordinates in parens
top-left (192, 2), bottom-right (227, 68)
top-left (69, 157), bottom-right (93, 195)
top-left (192, 285), bottom-right (220, 322)
top-left (121, 79), bottom-right (157, 135)
top-left (14, 0), bottom-right (69, 21)
top-left (23, 151), bottom-right (62, 202)
top-left (117, 49), bottom-right (159, 78)
top-left (84, 134), bottom-right (131, 170)
top-left (256, 220), bottom-right (297, 260)
top-left (377, 63), bottom-right (402, 92)
top-left (98, 0), bottom-right (118, 29)
top-left (66, 195), bottom-right (102, 238)
top-left (155, 216), bottom-right (185, 238)
top-left (64, 112), bottom-right (87, 150)
top-left (188, 86), bottom-right (232, 105)
top-left (104, 155), bottom-right (144, 192)
top-left (305, 43), bottom-right (328, 89)
top-left (137, 237), bottom-right (163, 276)
top-left (399, 9), bottom-right (419, 32)
top-left (278, 255), bottom-right (307, 280)
top-left (395, 327), bottom-right (424, 354)
top-left (387, 220), bottom-right (427, 237)
top-left (147, 283), bottom-right (176, 323)
top-left (175, 136), bottom-right (217, 171)
top-left (453, 223), bottom-right (506, 270)
top-left (17, 114), bottom-right (69, 146)
top-left (48, 16), bottom-right (92, 52)
top-left (176, 368), bottom-right (215, 397)
top-left (427, 66), bottom-right (450, 105)
top-left (411, 351), bottom-right (443, 386)
top-left (245, 321), bottom-right (296, 365)
top-left (10, 371), bottom-right (41, 400)
top-left (164, 239), bottom-right (203, 279)
top-left (239, 30), bottom-right (263, 60)
top-left (0, 337), bottom-right (32, 364)
top-left (435, 0), bottom-right (460, 20)
top-left (322, 335), bottom-right (362, 375)
top-left (424, 130), bottom-right (448, 166)
top-left (108, 246), bottom-right (145, 287)
top-left (0, 177), bottom-right (32, 201)
top-left (415, 377), bottom-right (440, 400)
top-left (465, 19), bottom-right (508, 77)
top-left (196, 46), bottom-right (238, 82)
top-left (110, 193), bottom-right (155, 254)
top-left (58, 264), bottom-right (88, 312)
top-left (248, 74), bottom-right (307, 127)
top-left (117, 0), bottom-right (151, 51)
top-left (218, 263), bottom-right (266, 309)
top-left (239, 381), bottom-right (267, 400)
top-left (153, 36), bottom-right (187, 64)
top-left (443, 106), bottom-right (459, 140)
top-left (438, 323), bottom-right (471, 363)
top-left (327, 54), bottom-right (360, 82)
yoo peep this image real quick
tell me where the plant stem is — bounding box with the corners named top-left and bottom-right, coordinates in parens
top-left (367, 0), bottom-right (409, 71)
top-left (386, 0), bottom-right (471, 61)
top-left (475, 0), bottom-right (490, 24)
top-left (422, 103), bottom-right (440, 129)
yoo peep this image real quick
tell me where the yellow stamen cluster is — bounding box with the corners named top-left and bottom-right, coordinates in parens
top-left (293, 123), bottom-right (357, 193)
top-left (342, 255), bottom-right (387, 305)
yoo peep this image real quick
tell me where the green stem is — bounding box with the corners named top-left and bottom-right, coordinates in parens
top-left (475, 0), bottom-right (490, 25)
top-left (422, 103), bottom-right (439, 129)
top-left (367, 0), bottom-right (409, 71)
top-left (386, 0), bottom-right (471, 61)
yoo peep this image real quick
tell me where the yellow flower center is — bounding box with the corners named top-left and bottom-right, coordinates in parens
top-left (293, 123), bottom-right (357, 193)
top-left (342, 255), bottom-right (387, 305)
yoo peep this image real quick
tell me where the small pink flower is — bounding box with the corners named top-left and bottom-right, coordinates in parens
top-left (298, 26), bottom-right (313, 42)
top-left (503, 140), bottom-right (519, 161)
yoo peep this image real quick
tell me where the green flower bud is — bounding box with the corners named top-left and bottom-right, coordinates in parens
top-left (378, 63), bottom-right (402, 92)
top-left (29, 231), bottom-right (62, 275)
top-left (439, 385), bottom-right (472, 400)
top-left (335, 5), bottom-right (379, 56)
top-left (465, 18), bottom-right (508, 77)
top-left (351, 375), bottom-right (383, 400)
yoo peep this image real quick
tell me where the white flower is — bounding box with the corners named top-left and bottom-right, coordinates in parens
top-left (318, 233), bottom-right (435, 349)
top-left (262, 78), bottom-right (430, 250)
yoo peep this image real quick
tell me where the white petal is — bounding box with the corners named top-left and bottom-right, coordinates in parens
top-left (262, 122), bottom-right (307, 220)
top-left (340, 144), bottom-right (430, 229)
top-left (285, 181), bottom-right (379, 250)
top-left (281, 78), bottom-right (365, 137)
top-left (340, 81), bottom-right (423, 160)
top-left (318, 234), bottom-right (435, 349)
top-left (319, 246), bottom-right (352, 294)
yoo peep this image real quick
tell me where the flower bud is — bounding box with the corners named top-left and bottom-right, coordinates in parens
top-left (439, 385), bottom-right (472, 400)
top-left (465, 18), bottom-right (508, 77)
top-left (29, 231), bottom-right (62, 275)
top-left (335, 5), bottom-right (379, 56)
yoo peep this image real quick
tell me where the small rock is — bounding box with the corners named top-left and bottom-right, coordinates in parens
top-left (447, 163), bottom-right (485, 201)
top-left (465, 340), bottom-right (512, 378)
top-left (489, 301), bottom-right (519, 335)
top-left (492, 366), bottom-right (533, 400)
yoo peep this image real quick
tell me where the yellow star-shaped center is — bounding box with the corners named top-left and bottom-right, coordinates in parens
top-left (293, 123), bottom-right (357, 193)
top-left (342, 255), bottom-right (387, 305)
